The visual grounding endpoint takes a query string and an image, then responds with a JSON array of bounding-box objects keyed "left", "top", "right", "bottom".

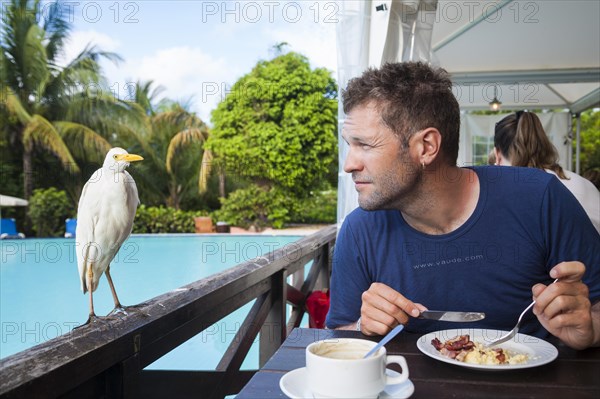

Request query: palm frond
[
  {"left": 2, "top": 1, "right": 39, "bottom": 64},
  {"left": 198, "top": 148, "right": 214, "bottom": 193},
  {"left": 46, "top": 45, "right": 122, "bottom": 102},
  {"left": 1, "top": 86, "right": 32, "bottom": 124},
  {"left": 64, "top": 91, "right": 149, "bottom": 132},
  {"left": 166, "top": 128, "right": 209, "bottom": 174},
  {"left": 119, "top": 125, "right": 163, "bottom": 167},
  {"left": 132, "top": 80, "right": 165, "bottom": 115},
  {"left": 153, "top": 108, "right": 208, "bottom": 130},
  {"left": 22, "top": 114, "right": 80, "bottom": 173},
  {"left": 65, "top": 44, "right": 123, "bottom": 71},
  {"left": 54, "top": 121, "right": 112, "bottom": 162},
  {"left": 42, "top": 1, "right": 71, "bottom": 62},
  {"left": 22, "top": 24, "right": 50, "bottom": 98}
]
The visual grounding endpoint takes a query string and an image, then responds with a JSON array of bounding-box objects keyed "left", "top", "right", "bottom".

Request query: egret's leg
[
  {"left": 79, "top": 266, "right": 99, "bottom": 327},
  {"left": 106, "top": 265, "right": 127, "bottom": 316}
]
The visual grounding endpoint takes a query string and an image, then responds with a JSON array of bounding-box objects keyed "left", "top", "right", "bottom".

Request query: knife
[{"left": 418, "top": 310, "right": 485, "bottom": 322}]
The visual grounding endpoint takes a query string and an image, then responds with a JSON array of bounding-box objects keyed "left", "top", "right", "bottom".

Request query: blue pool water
[{"left": 0, "top": 234, "right": 304, "bottom": 370}]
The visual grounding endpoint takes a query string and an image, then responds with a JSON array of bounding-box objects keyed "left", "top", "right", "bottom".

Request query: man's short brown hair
[{"left": 342, "top": 62, "right": 460, "bottom": 164}]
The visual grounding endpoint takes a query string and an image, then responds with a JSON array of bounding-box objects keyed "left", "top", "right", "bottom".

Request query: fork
[{"left": 486, "top": 278, "right": 558, "bottom": 348}]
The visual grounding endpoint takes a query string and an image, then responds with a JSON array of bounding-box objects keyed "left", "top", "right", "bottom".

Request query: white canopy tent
[
  {"left": 0, "top": 194, "right": 28, "bottom": 220},
  {"left": 0, "top": 195, "right": 28, "bottom": 207},
  {"left": 336, "top": 0, "right": 600, "bottom": 226}
]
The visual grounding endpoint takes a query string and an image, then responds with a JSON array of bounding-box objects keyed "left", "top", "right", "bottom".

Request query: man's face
[{"left": 342, "top": 102, "right": 422, "bottom": 210}]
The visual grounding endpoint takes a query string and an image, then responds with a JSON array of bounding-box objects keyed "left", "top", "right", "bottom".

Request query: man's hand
[
  {"left": 533, "top": 261, "right": 599, "bottom": 350},
  {"left": 359, "top": 282, "right": 427, "bottom": 336}
]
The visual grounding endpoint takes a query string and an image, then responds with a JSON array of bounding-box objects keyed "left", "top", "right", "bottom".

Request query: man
[{"left": 325, "top": 62, "right": 600, "bottom": 350}]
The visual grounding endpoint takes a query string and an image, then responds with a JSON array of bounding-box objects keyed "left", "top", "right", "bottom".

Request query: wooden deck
[{"left": 0, "top": 225, "right": 336, "bottom": 399}]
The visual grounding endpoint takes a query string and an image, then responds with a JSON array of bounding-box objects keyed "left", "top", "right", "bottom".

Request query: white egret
[{"left": 76, "top": 147, "right": 143, "bottom": 324}]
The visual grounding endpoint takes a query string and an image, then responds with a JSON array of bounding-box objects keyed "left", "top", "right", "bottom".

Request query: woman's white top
[{"left": 546, "top": 169, "right": 600, "bottom": 234}]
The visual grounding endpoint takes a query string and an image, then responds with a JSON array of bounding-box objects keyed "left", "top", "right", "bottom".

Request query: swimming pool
[{"left": 0, "top": 234, "right": 305, "bottom": 370}]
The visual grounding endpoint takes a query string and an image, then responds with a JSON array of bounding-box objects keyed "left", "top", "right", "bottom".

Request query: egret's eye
[{"left": 113, "top": 155, "right": 118, "bottom": 160}]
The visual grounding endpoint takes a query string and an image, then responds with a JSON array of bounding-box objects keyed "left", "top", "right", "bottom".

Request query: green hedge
[
  {"left": 213, "top": 186, "right": 292, "bottom": 230},
  {"left": 132, "top": 205, "right": 208, "bottom": 234},
  {"left": 28, "top": 188, "right": 73, "bottom": 237},
  {"left": 214, "top": 186, "right": 337, "bottom": 229},
  {"left": 291, "top": 190, "right": 336, "bottom": 224}
]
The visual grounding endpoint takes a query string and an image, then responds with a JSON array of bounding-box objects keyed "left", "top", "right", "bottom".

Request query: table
[{"left": 236, "top": 328, "right": 600, "bottom": 398}]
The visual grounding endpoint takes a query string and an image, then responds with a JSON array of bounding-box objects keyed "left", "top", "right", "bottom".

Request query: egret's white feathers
[{"left": 76, "top": 148, "right": 141, "bottom": 294}]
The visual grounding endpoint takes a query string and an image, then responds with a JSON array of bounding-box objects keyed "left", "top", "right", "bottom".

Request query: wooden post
[
  {"left": 120, "top": 352, "right": 142, "bottom": 399},
  {"left": 259, "top": 270, "right": 286, "bottom": 367},
  {"left": 315, "top": 247, "right": 328, "bottom": 291}
]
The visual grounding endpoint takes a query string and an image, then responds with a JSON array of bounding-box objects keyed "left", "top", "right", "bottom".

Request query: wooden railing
[{"left": 0, "top": 225, "right": 337, "bottom": 399}]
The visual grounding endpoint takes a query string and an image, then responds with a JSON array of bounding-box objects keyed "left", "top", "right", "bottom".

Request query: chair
[
  {"left": 65, "top": 218, "right": 77, "bottom": 238},
  {"left": 0, "top": 218, "right": 26, "bottom": 239}
]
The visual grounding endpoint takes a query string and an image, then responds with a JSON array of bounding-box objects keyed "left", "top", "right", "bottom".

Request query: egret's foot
[
  {"left": 75, "top": 314, "right": 105, "bottom": 329},
  {"left": 107, "top": 306, "right": 128, "bottom": 317}
]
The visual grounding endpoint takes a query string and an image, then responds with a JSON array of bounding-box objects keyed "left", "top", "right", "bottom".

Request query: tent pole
[
  {"left": 575, "top": 113, "right": 581, "bottom": 174},
  {"left": 566, "top": 112, "right": 572, "bottom": 170}
]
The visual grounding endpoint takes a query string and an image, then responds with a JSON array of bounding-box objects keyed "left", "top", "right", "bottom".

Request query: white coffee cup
[{"left": 306, "top": 338, "right": 409, "bottom": 399}]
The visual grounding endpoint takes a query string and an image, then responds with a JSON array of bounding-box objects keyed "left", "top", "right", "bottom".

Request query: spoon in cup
[{"left": 364, "top": 324, "right": 405, "bottom": 358}]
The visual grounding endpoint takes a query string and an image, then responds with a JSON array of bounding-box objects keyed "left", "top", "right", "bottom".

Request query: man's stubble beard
[{"left": 358, "top": 159, "right": 423, "bottom": 211}]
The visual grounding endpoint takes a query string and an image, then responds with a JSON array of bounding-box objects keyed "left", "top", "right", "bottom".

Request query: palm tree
[
  {"left": 0, "top": 0, "right": 138, "bottom": 200},
  {"left": 128, "top": 81, "right": 213, "bottom": 209}
]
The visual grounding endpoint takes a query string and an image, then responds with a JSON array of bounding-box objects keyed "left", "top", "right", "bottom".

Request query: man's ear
[{"left": 415, "top": 128, "right": 442, "bottom": 166}]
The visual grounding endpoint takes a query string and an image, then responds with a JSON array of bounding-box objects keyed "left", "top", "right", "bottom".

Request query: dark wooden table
[{"left": 235, "top": 328, "right": 600, "bottom": 398}]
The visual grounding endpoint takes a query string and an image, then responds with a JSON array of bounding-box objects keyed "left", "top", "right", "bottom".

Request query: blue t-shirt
[{"left": 326, "top": 166, "right": 600, "bottom": 338}]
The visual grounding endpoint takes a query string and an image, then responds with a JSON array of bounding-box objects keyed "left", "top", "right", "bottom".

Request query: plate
[
  {"left": 279, "top": 367, "right": 414, "bottom": 398},
  {"left": 416, "top": 328, "right": 558, "bottom": 370}
]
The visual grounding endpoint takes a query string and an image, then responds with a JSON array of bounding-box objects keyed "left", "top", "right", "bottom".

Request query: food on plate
[{"left": 431, "top": 334, "right": 528, "bottom": 365}]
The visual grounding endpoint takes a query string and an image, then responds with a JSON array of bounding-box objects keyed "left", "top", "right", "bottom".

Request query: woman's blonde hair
[{"left": 494, "top": 111, "right": 567, "bottom": 179}]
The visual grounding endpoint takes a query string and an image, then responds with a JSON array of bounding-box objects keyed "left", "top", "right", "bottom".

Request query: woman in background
[{"left": 494, "top": 111, "right": 599, "bottom": 233}]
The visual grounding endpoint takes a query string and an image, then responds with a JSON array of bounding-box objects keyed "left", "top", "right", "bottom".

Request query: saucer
[{"left": 279, "top": 367, "right": 414, "bottom": 399}]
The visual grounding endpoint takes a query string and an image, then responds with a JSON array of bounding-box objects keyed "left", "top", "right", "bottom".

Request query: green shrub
[
  {"left": 132, "top": 205, "right": 208, "bottom": 234},
  {"left": 291, "top": 190, "right": 337, "bottom": 224},
  {"left": 28, "top": 188, "right": 73, "bottom": 237},
  {"left": 213, "top": 186, "right": 293, "bottom": 230}
]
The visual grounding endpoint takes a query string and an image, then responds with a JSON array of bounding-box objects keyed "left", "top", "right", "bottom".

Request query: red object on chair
[{"left": 305, "top": 290, "right": 330, "bottom": 328}]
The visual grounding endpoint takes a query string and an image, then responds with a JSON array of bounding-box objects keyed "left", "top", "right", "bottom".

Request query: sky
[{"left": 55, "top": 0, "right": 338, "bottom": 123}]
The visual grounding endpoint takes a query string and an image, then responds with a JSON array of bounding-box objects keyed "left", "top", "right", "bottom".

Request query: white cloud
[
  {"left": 65, "top": 43, "right": 239, "bottom": 123},
  {"left": 131, "top": 46, "right": 240, "bottom": 122}
]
